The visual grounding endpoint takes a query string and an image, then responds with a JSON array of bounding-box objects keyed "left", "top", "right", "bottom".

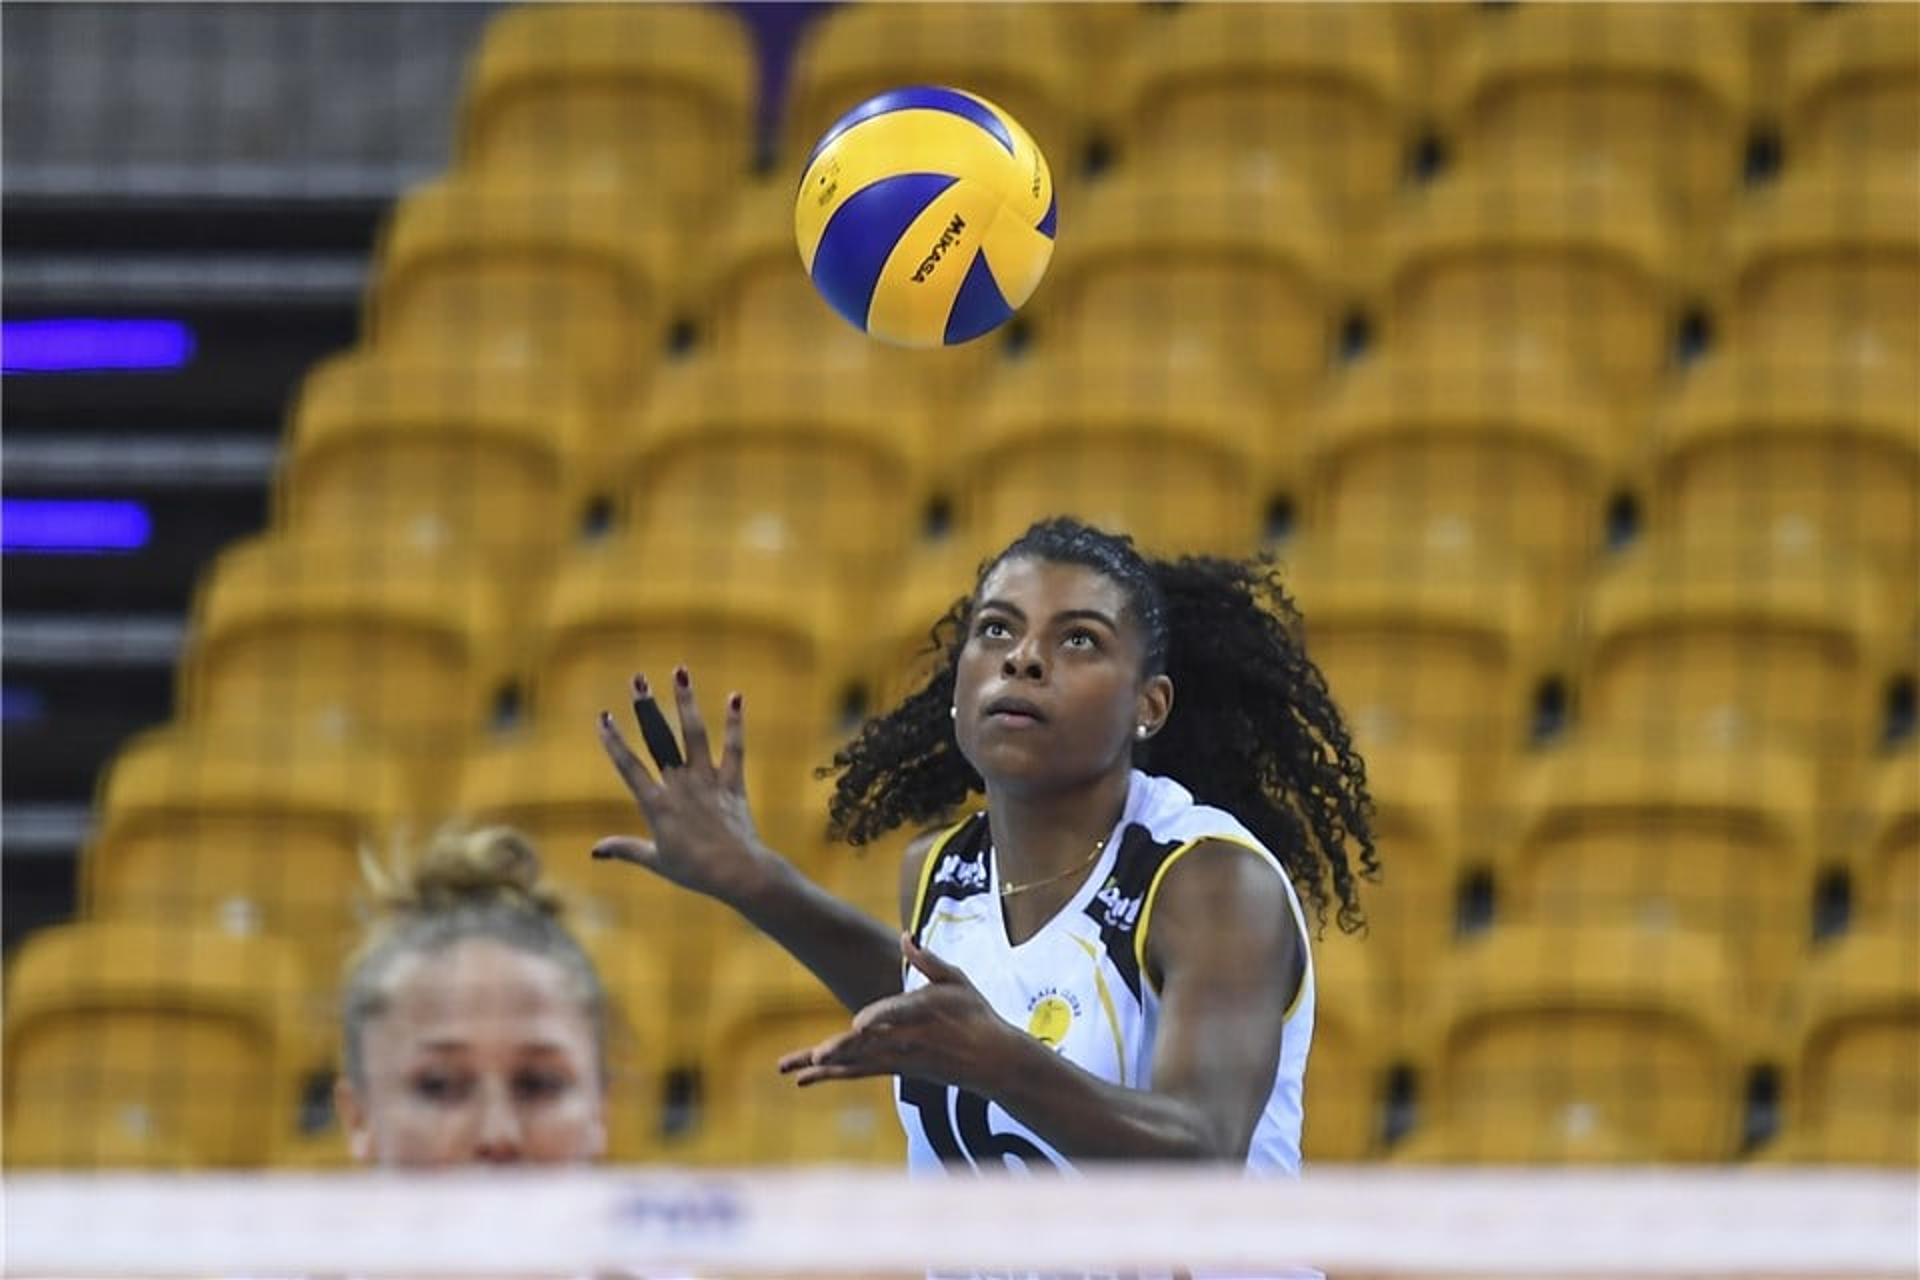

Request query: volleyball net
[{"left": 9, "top": 1167, "right": 1917, "bottom": 1278}]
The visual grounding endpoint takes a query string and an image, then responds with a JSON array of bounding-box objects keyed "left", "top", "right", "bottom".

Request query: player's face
[
  {"left": 337, "top": 939, "right": 606, "bottom": 1168},
  {"left": 953, "top": 555, "right": 1160, "bottom": 791}
]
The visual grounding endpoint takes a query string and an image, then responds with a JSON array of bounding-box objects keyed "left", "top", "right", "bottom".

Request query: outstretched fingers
[
  {"left": 590, "top": 835, "right": 660, "bottom": 869},
  {"left": 669, "top": 666, "right": 716, "bottom": 774},
  {"left": 719, "top": 691, "right": 746, "bottom": 792},
  {"left": 597, "top": 709, "right": 663, "bottom": 806},
  {"left": 630, "top": 674, "right": 685, "bottom": 772},
  {"left": 777, "top": 1025, "right": 896, "bottom": 1087}
]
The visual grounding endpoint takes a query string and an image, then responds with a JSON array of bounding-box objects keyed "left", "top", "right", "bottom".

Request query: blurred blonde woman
[{"left": 334, "top": 826, "right": 609, "bottom": 1167}]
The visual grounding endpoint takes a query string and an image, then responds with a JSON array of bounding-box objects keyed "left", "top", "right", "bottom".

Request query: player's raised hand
[{"left": 593, "top": 667, "right": 776, "bottom": 906}]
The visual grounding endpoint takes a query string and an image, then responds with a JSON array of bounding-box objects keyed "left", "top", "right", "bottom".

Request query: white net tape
[{"left": 6, "top": 1167, "right": 1916, "bottom": 1277}]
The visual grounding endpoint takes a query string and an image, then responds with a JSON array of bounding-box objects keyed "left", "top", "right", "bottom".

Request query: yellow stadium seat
[
  {"left": 1499, "top": 735, "right": 1821, "bottom": 1018},
  {"left": 1109, "top": 2, "right": 1415, "bottom": 227},
  {"left": 690, "top": 935, "right": 903, "bottom": 1166},
  {"left": 1342, "top": 739, "right": 1465, "bottom": 1016},
  {"left": 1653, "top": 336, "right": 1920, "bottom": 617},
  {"left": 1783, "top": 2, "right": 1920, "bottom": 166},
  {"left": 613, "top": 351, "right": 936, "bottom": 605},
  {"left": 277, "top": 350, "right": 600, "bottom": 602},
  {"left": 84, "top": 724, "right": 412, "bottom": 987},
  {"left": 1728, "top": 159, "right": 1920, "bottom": 360},
  {"left": 1034, "top": 153, "right": 1341, "bottom": 396},
  {"left": 1379, "top": 163, "right": 1684, "bottom": 408},
  {"left": 457, "top": 3, "right": 756, "bottom": 234},
  {"left": 271, "top": 1128, "right": 354, "bottom": 1170},
  {"left": 1582, "top": 539, "right": 1901, "bottom": 794},
  {"left": 575, "top": 923, "right": 680, "bottom": 1163},
  {"left": 1302, "top": 929, "right": 1390, "bottom": 1161},
  {"left": 695, "top": 175, "right": 853, "bottom": 351},
  {"left": 1391, "top": 1113, "right": 1661, "bottom": 1165},
  {"left": 1281, "top": 538, "right": 1547, "bottom": 809},
  {"left": 1859, "top": 746, "right": 1920, "bottom": 931},
  {"left": 954, "top": 340, "right": 1276, "bottom": 561},
  {"left": 819, "top": 840, "right": 911, "bottom": 933},
  {"left": 1302, "top": 333, "right": 1620, "bottom": 593},
  {"left": 5, "top": 922, "right": 314, "bottom": 1168},
  {"left": 781, "top": 3, "right": 1088, "bottom": 184},
  {"left": 1437, "top": 3, "right": 1752, "bottom": 233},
  {"left": 531, "top": 537, "right": 852, "bottom": 810},
  {"left": 179, "top": 534, "right": 510, "bottom": 807},
  {"left": 1410, "top": 923, "right": 1750, "bottom": 1162},
  {"left": 369, "top": 177, "right": 681, "bottom": 412},
  {"left": 1783, "top": 928, "right": 1920, "bottom": 1167}
]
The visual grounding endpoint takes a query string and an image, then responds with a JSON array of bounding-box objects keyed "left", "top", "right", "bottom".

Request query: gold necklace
[{"left": 998, "top": 839, "right": 1106, "bottom": 899}]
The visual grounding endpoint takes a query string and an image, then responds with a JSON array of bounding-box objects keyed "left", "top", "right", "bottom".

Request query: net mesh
[
  {"left": 8, "top": 1168, "right": 1917, "bottom": 1277},
  {"left": 2, "top": 0, "right": 1916, "bottom": 1263}
]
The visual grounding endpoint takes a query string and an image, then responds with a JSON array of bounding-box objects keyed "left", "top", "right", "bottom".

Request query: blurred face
[
  {"left": 953, "top": 556, "right": 1171, "bottom": 794},
  {"left": 336, "top": 938, "right": 606, "bottom": 1168}
]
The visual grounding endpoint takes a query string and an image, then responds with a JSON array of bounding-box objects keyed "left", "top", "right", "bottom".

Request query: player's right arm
[{"left": 592, "top": 667, "right": 907, "bottom": 1014}]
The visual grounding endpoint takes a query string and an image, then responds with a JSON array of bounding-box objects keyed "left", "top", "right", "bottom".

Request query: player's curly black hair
[{"left": 825, "top": 516, "right": 1377, "bottom": 935}]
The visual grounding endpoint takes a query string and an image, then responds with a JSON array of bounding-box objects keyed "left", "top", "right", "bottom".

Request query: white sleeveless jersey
[{"left": 895, "top": 768, "right": 1315, "bottom": 1178}]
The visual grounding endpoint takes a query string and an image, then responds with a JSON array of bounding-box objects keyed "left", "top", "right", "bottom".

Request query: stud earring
[
  {"left": 950, "top": 706, "right": 958, "bottom": 720},
  {"left": 1136, "top": 724, "right": 1149, "bottom": 739}
]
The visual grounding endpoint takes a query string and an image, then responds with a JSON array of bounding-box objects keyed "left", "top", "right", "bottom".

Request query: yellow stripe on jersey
[
  {"left": 1069, "top": 934, "right": 1130, "bottom": 1088},
  {"left": 1132, "top": 836, "right": 1309, "bottom": 1018},
  {"left": 906, "top": 817, "right": 974, "bottom": 942}
]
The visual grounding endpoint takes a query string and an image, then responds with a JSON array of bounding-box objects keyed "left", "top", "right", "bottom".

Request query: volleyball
[{"left": 795, "top": 86, "right": 1057, "bottom": 348}]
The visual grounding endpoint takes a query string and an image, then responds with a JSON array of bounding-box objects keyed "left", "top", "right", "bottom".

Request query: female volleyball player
[
  {"left": 333, "top": 826, "right": 610, "bottom": 1167},
  {"left": 594, "top": 517, "right": 1376, "bottom": 1172}
]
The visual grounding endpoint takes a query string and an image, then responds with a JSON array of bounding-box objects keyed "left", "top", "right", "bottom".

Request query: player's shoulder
[{"left": 898, "top": 814, "right": 982, "bottom": 931}]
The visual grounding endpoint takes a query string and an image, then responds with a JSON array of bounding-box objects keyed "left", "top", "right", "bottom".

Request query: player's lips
[{"left": 982, "top": 694, "right": 1048, "bottom": 725}]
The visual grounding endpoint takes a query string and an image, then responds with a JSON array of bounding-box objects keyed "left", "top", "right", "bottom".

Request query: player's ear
[
  {"left": 335, "top": 1075, "right": 374, "bottom": 1163},
  {"left": 1136, "top": 673, "right": 1173, "bottom": 740}
]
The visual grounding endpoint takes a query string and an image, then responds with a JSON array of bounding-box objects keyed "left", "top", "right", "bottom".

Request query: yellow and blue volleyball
[{"left": 795, "top": 86, "right": 1056, "bottom": 348}]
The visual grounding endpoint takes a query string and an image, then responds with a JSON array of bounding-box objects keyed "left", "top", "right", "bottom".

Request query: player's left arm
[
  {"left": 1133, "top": 839, "right": 1302, "bottom": 1158},
  {"left": 779, "top": 838, "right": 1301, "bottom": 1161}
]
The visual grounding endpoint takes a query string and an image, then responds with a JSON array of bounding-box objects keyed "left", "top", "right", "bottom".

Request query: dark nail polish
[
  {"left": 598, "top": 710, "right": 612, "bottom": 726},
  {"left": 675, "top": 666, "right": 690, "bottom": 689},
  {"left": 729, "top": 692, "right": 743, "bottom": 712},
  {"left": 633, "top": 674, "right": 649, "bottom": 698},
  {"left": 590, "top": 845, "right": 608, "bottom": 860}
]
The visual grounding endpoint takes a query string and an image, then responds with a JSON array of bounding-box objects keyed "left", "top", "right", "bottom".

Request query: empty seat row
[
  {"left": 1314, "top": 923, "right": 1919, "bottom": 1165},
  {"left": 171, "top": 522, "right": 1915, "bottom": 824},
  {"left": 451, "top": 3, "right": 1917, "bottom": 236},
  {"left": 367, "top": 153, "right": 1919, "bottom": 421},
  {"left": 281, "top": 326, "right": 1920, "bottom": 633}
]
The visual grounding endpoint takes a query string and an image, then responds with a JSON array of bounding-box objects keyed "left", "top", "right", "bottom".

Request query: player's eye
[
  {"left": 513, "top": 1071, "right": 569, "bottom": 1103},
  {"left": 977, "top": 618, "right": 1013, "bottom": 640},
  {"left": 1063, "top": 629, "right": 1099, "bottom": 651},
  {"left": 413, "top": 1072, "right": 469, "bottom": 1104}
]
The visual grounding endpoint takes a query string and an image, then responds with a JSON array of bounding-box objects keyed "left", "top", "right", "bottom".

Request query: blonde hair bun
[{"left": 365, "top": 825, "right": 566, "bottom": 920}]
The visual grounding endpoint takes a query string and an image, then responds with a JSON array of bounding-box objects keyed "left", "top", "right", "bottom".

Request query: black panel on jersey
[
  {"left": 909, "top": 815, "right": 991, "bottom": 944},
  {"left": 1079, "top": 822, "right": 1186, "bottom": 1002}
]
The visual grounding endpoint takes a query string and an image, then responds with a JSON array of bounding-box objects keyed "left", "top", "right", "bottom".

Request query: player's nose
[
  {"left": 471, "top": 1081, "right": 524, "bottom": 1164},
  {"left": 1002, "top": 635, "right": 1046, "bottom": 680}
]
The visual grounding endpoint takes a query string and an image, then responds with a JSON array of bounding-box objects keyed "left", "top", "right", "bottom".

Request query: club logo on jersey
[
  {"left": 1093, "top": 878, "right": 1143, "bottom": 931},
  {"left": 1025, "top": 987, "right": 1081, "bottom": 1048},
  {"left": 934, "top": 852, "right": 988, "bottom": 891}
]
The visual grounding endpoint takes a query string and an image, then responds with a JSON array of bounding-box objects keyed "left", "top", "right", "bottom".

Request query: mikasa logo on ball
[{"left": 910, "top": 213, "right": 967, "bottom": 283}]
